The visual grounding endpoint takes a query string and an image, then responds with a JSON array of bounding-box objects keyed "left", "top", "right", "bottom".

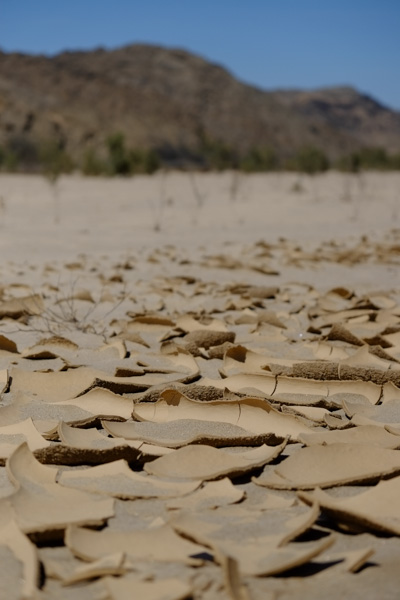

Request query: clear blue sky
[{"left": 1, "top": 1, "right": 400, "bottom": 110}]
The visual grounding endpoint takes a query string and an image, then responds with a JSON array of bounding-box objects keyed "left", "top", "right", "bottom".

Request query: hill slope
[{"left": 0, "top": 44, "right": 399, "bottom": 167}]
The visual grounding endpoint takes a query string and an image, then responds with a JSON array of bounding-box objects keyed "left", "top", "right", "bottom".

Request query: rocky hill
[{"left": 0, "top": 43, "right": 399, "bottom": 168}]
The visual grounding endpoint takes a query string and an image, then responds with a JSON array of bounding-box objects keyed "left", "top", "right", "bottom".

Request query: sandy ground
[
  {"left": 0, "top": 171, "right": 400, "bottom": 599},
  {"left": 0, "top": 170, "right": 399, "bottom": 257},
  {"left": 1, "top": 171, "right": 399, "bottom": 291}
]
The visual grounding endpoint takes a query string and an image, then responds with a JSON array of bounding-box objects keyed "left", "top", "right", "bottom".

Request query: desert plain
[{"left": 1, "top": 170, "right": 400, "bottom": 599}]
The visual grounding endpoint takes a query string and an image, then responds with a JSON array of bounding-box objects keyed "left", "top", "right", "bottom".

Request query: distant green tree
[
  {"left": 358, "top": 147, "right": 390, "bottom": 170},
  {"left": 82, "top": 147, "right": 107, "bottom": 175},
  {"left": 240, "top": 147, "right": 278, "bottom": 172},
  {"left": 39, "top": 140, "right": 74, "bottom": 181},
  {"left": 3, "top": 151, "right": 18, "bottom": 172},
  {"left": 336, "top": 147, "right": 394, "bottom": 172},
  {"left": 106, "top": 132, "right": 131, "bottom": 175},
  {"left": 290, "top": 146, "right": 330, "bottom": 174},
  {"left": 390, "top": 152, "right": 400, "bottom": 170},
  {"left": 128, "top": 150, "right": 143, "bottom": 174},
  {"left": 335, "top": 152, "right": 361, "bottom": 173},
  {"left": 129, "top": 149, "right": 160, "bottom": 174},
  {"left": 3, "top": 136, "right": 40, "bottom": 172},
  {"left": 208, "top": 142, "right": 236, "bottom": 170},
  {"left": 198, "top": 132, "right": 237, "bottom": 171},
  {"left": 142, "top": 149, "right": 160, "bottom": 174}
]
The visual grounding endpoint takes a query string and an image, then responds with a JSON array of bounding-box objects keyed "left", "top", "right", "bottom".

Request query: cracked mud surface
[{"left": 1, "top": 171, "right": 400, "bottom": 599}]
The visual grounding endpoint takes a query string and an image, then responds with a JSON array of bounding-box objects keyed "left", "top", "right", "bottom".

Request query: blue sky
[{"left": 1, "top": 1, "right": 400, "bottom": 110}]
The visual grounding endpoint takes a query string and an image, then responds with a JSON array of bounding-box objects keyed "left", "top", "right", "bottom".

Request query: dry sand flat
[{"left": 0, "top": 171, "right": 400, "bottom": 599}]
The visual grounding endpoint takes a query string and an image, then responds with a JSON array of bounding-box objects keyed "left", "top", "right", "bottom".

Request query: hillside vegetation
[{"left": 0, "top": 44, "right": 399, "bottom": 175}]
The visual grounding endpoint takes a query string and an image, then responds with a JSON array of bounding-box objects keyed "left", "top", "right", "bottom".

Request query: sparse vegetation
[
  {"left": 81, "top": 147, "right": 107, "bottom": 176},
  {"left": 199, "top": 135, "right": 238, "bottom": 171},
  {"left": 0, "top": 131, "right": 399, "bottom": 177},
  {"left": 40, "top": 140, "right": 74, "bottom": 181},
  {"left": 240, "top": 147, "right": 278, "bottom": 172},
  {"left": 20, "top": 279, "right": 129, "bottom": 341},
  {"left": 391, "top": 153, "right": 400, "bottom": 170},
  {"left": 4, "top": 136, "right": 40, "bottom": 171},
  {"left": 358, "top": 147, "right": 391, "bottom": 170},
  {"left": 106, "top": 132, "right": 132, "bottom": 175},
  {"left": 0, "top": 137, "right": 74, "bottom": 175},
  {"left": 336, "top": 147, "right": 400, "bottom": 172},
  {"left": 286, "top": 146, "right": 330, "bottom": 174},
  {"left": 128, "top": 148, "right": 160, "bottom": 174},
  {"left": 336, "top": 152, "right": 361, "bottom": 173},
  {"left": 106, "top": 132, "right": 161, "bottom": 175}
]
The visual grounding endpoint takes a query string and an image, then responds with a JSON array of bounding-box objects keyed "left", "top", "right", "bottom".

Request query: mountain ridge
[{"left": 0, "top": 43, "right": 399, "bottom": 168}]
